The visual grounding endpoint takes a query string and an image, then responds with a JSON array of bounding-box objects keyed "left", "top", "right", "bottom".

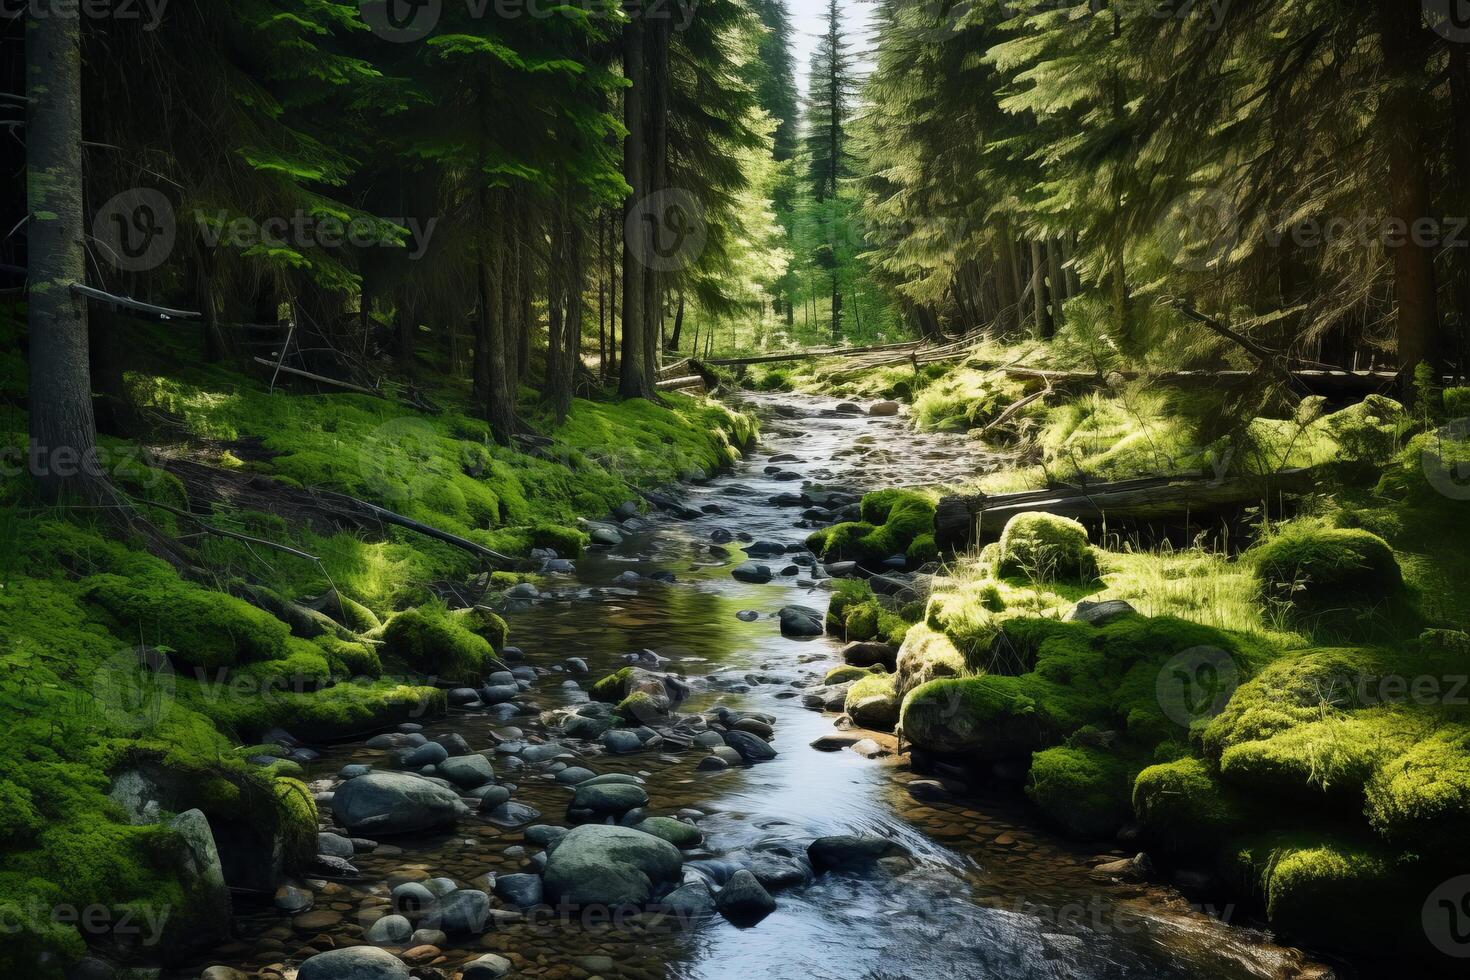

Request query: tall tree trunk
[
  {"left": 669, "top": 289, "right": 685, "bottom": 352},
  {"left": 1047, "top": 239, "right": 1066, "bottom": 330},
  {"left": 396, "top": 285, "right": 416, "bottom": 369},
  {"left": 1030, "top": 241, "right": 1052, "bottom": 338},
  {"left": 560, "top": 218, "right": 584, "bottom": 421},
  {"left": 1377, "top": 0, "right": 1440, "bottom": 399},
  {"left": 619, "top": 13, "right": 654, "bottom": 399},
  {"left": 473, "top": 191, "right": 493, "bottom": 401},
  {"left": 830, "top": 271, "right": 842, "bottom": 342},
  {"left": 480, "top": 195, "right": 515, "bottom": 443},
  {"left": 27, "top": 7, "right": 100, "bottom": 500},
  {"left": 597, "top": 209, "right": 607, "bottom": 378},
  {"left": 643, "top": 16, "right": 669, "bottom": 385},
  {"left": 196, "top": 249, "right": 226, "bottom": 363}
]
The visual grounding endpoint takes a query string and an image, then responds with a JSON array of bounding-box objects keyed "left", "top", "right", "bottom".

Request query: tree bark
[
  {"left": 643, "top": 15, "right": 669, "bottom": 385},
  {"left": 27, "top": 7, "right": 100, "bottom": 500},
  {"left": 1030, "top": 241, "right": 1052, "bottom": 338},
  {"left": 619, "top": 12, "right": 654, "bottom": 399},
  {"left": 1376, "top": 0, "right": 1440, "bottom": 400}
]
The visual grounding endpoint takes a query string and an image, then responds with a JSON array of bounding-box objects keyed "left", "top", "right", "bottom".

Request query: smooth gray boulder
[
  {"left": 633, "top": 817, "right": 702, "bottom": 848},
  {"left": 660, "top": 881, "right": 717, "bottom": 919},
  {"left": 569, "top": 782, "right": 648, "bottom": 819},
  {"left": 365, "top": 913, "right": 411, "bottom": 943},
  {"left": 777, "top": 605, "right": 824, "bottom": 637},
  {"left": 807, "top": 835, "right": 908, "bottom": 872},
  {"left": 297, "top": 947, "right": 410, "bottom": 980},
  {"left": 731, "top": 561, "right": 773, "bottom": 584},
  {"left": 331, "top": 772, "right": 465, "bottom": 835},
  {"left": 437, "top": 888, "right": 492, "bottom": 933},
  {"left": 437, "top": 754, "right": 495, "bottom": 788},
  {"left": 542, "top": 824, "right": 683, "bottom": 908},
  {"left": 1067, "top": 599, "right": 1138, "bottom": 626}
]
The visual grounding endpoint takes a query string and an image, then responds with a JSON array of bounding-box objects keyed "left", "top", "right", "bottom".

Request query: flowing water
[{"left": 184, "top": 392, "right": 1337, "bottom": 980}]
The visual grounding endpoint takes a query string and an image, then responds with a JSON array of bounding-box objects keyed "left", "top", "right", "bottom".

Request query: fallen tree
[{"left": 934, "top": 469, "right": 1319, "bottom": 551}]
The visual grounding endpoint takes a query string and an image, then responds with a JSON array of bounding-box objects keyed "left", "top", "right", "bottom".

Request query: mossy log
[
  {"left": 1001, "top": 366, "right": 1400, "bottom": 395},
  {"left": 935, "top": 469, "right": 1318, "bottom": 550}
]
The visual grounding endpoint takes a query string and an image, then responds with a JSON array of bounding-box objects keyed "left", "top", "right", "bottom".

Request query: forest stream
[{"left": 178, "top": 394, "right": 1335, "bottom": 980}]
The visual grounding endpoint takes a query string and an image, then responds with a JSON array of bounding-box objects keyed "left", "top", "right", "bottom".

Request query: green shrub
[
  {"left": 381, "top": 605, "right": 495, "bottom": 684},
  {"left": 997, "top": 512, "right": 1096, "bottom": 581}
]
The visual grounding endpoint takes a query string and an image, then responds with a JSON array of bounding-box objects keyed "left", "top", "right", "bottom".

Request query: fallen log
[
  {"left": 655, "top": 374, "right": 707, "bottom": 392},
  {"left": 935, "top": 469, "right": 1318, "bottom": 551},
  {"left": 1000, "top": 366, "right": 1399, "bottom": 396}
]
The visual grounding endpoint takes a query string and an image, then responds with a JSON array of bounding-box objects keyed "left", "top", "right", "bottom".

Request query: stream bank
[{"left": 174, "top": 391, "right": 1340, "bottom": 980}]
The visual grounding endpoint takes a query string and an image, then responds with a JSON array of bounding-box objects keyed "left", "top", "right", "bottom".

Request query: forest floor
[{"left": 746, "top": 337, "right": 1470, "bottom": 970}]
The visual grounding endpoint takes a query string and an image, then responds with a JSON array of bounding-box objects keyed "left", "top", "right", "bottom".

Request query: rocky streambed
[{"left": 177, "top": 392, "right": 1335, "bottom": 980}]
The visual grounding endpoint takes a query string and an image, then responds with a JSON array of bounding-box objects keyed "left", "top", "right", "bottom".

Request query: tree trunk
[
  {"left": 1047, "top": 239, "right": 1066, "bottom": 330},
  {"left": 480, "top": 197, "right": 515, "bottom": 443},
  {"left": 559, "top": 217, "right": 584, "bottom": 421},
  {"left": 1030, "top": 241, "right": 1052, "bottom": 338},
  {"left": 27, "top": 7, "right": 100, "bottom": 500},
  {"left": 830, "top": 271, "right": 843, "bottom": 343},
  {"left": 1376, "top": 0, "right": 1440, "bottom": 399},
  {"left": 597, "top": 209, "right": 607, "bottom": 378},
  {"left": 619, "top": 15, "right": 653, "bottom": 399},
  {"left": 643, "top": 15, "right": 669, "bottom": 386},
  {"left": 669, "top": 289, "right": 685, "bottom": 351},
  {"left": 396, "top": 285, "right": 416, "bottom": 368}
]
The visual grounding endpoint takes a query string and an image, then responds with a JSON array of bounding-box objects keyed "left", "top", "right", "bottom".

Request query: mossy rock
[
  {"left": 1227, "top": 834, "right": 1415, "bottom": 955},
  {"left": 1027, "top": 744, "right": 1138, "bottom": 839},
  {"left": 325, "top": 590, "right": 382, "bottom": 633},
  {"left": 273, "top": 776, "right": 319, "bottom": 870},
  {"left": 450, "top": 605, "right": 510, "bottom": 650},
  {"left": 590, "top": 667, "right": 634, "bottom": 703},
  {"left": 615, "top": 691, "right": 666, "bottom": 724},
  {"left": 382, "top": 606, "right": 495, "bottom": 684},
  {"left": 893, "top": 622, "right": 965, "bottom": 698},
  {"left": 1249, "top": 522, "right": 1401, "bottom": 603},
  {"left": 997, "top": 512, "right": 1096, "bottom": 581},
  {"left": 1132, "top": 757, "right": 1254, "bottom": 855},
  {"left": 315, "top": 635, "right": 383, "bottom": 678},
  {"left": 532, "top": 523, "right": 588, "bottom": 558},
  {"left": 1364, "top": 725, "right": 1470, "bottom": 856},
  {"left": 824, "top": 664, "right": 881, "bottom": 685},
  {"left": 82, "top": 567, "right": 290, "bottom": 671},
  {"left": 806, "top": 489, "right": 936, "bottom": 564},
  {"left": 899, "top": 671, "right": 1095, "bottom": 759},
  {"left": 845, "top": 672, "right": 899, "bottom": 730}
]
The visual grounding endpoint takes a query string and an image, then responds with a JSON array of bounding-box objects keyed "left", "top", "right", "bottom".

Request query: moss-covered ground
[
  {"left": 783, "top": 341, "right": 1470, "bottom": 966},
  {"left": 0, "top": 306, "right": 755, "bottom": 975}
]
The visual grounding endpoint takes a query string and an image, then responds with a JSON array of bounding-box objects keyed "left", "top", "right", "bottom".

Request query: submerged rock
[
  {"left": 777, "top": 605, "right": 824, "bottom": 637},
  {"left": 722, "top": 729, "right": 777, "bottom": 764},
  {"left": 731, "top": 561, "right": 773, "bottom": 583},
  {"left": 332, "top": 772, "right": 466, "bottom": 835},
  {"left": 808, "top": 835, "right": 908, "bottom": 872}
]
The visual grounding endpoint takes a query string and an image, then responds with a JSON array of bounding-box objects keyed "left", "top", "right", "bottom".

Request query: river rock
[
  {"left": 484, "top": 801, "right": 541, "bottom": 828},
  {"left": 722, "top": 729, "right": 777, "bottom": 764},
  {"left": 777, "top": 605, "right": 824, "bottom": 637},
  {"left": 331, "top": 772, "right": 466, "bottom": 835},
  {"left": 633, "top": 816, "right": 702, "bottom": 848},
  {"left": 297, "top": 946, "right": 410, "bottom": 980},
  {"left": 438, "top": 888, "right": 492, "bottom": 933},
  {"left": 317, "top": 832, "right": 354, "bottom": 858},
  {"left": 494, "top": 872, "right": 544, "bottom": 908},
  {"left": 810, "top": 733, "right": 863, "bottom": 751},
  {"left": 841, "top": 640, "right": 898, "bottom": 669},
  {"left": 437, "top": 754, "right": 494, "bottom": 788},
  {"left": 660, "top": 880, "right": 717, "bottom": 918},
  {"left": 365, "top": 913, "right": 412, "bottom": 943},
  {"left": 731, "top": 561, "right": 773, "bottom": 583},
  {"left": 472, "top": 785, "right": 512, "bottom": 811},
  {"left": 563, "top": 714, "right": 611, "bottom": 739},
  {"left": 716, "top": 869, "right": 776, "bottom": 925},
  {"left": 542, "top": 824, "right": 684, "bottom": 908},
  {"left": 399, "top": 741, "right": 448, "bottom": 769},
  {"left": 164, "top": 809, "right": 231, "bottom": 948},
  {"left": 602, "top": 729, "right": 643, "bottom": 754},
  {"left": 869, "top": 400, "right": 901, "bottom": 416},
  {"left": 391, "top": 881, "right": 438, "bottom": 916},
  {"left": 848, "top": 690, "right": 899, "bottom": 730},
  {"left": 478, "top": 683, "right": 519, "bottom": 706},
  {"left": 570, "top": 782, "right": 649, "bottom": 819},
  {"left": 505, "top": 583, "right": 540, "bottom": 599},
  {"left": 1067, "top": 598, "right": 1138, "bottom": 626},
  {"left": 808, "top": 835, "right": 907, "bottom": 872},
  {"left": 463, "top": 953, "right": 513, "bottom": 979},
  {"left": 522, "top": 741, "right": 572, "bottom": 764}
]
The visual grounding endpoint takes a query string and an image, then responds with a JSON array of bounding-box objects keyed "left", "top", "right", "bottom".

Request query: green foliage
[
  {"left": 1132, "top": 757, "right": 1254, "bottom": 854},
  {"left": 825, "top": 579, "right": 915, "bottom": 646}
]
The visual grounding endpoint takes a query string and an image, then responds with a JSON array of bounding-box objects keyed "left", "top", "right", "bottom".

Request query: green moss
[
  {"left": 590, "top": 666, "right": 634, "bottom": 703},
  {"left": 198, "top": 678, "right": 445, "bottom": 742},
  {"left": 329, "top": 591, "right": 382, "bottom": 632},
  {"left": 1249, "top": 521, "right": 1401, "bottom": 603},
  {"left": 826, "top": 579, "right": 916, "bottom": 645},
  {"left": 314, "top": 635, "right": 383, "bottom": 678},
  {"left": 273, "top": 776, "right": 319, "bottom": 869},
  {"left": 824, "top": 664, "right": 880, "bottom": 685},
  {"left": 381, "top": 605, "right": 494, "bottom": 685},
  {"left": 1227, "top": 834, "right": 1411, "bottom": 954},
  {"left": 997, "top": 512, "right": 1096, "bottom": 581},
  {"left": 1132, "top": 757, "right": 1254, "bottom": 854},
  {"left": 1364, "top": 725, "right": 1470, "bottom": 855},
  {"left": 1027, "top": 744, "right": 1139, "bottom": 839},
  {"left": 531, "top": 523, "right": 587, "bottom": 557},
  {"left": 82, "top": 563, "right": 290, "bottom": 672},
  {"left": 615, "top": 691, "right": 663, "bottom": 723},
  {"left": 450, "top": 605, "right": 510, "bottom": 650},
  {"left": 845, "top": 671, "right": 896, "bottom": 704},
  {"left": 807, "top": 489, "right": 936, "bottom": 563},
  {"left": 893, "top": 622, "right": 966, "bottom": 696}
]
